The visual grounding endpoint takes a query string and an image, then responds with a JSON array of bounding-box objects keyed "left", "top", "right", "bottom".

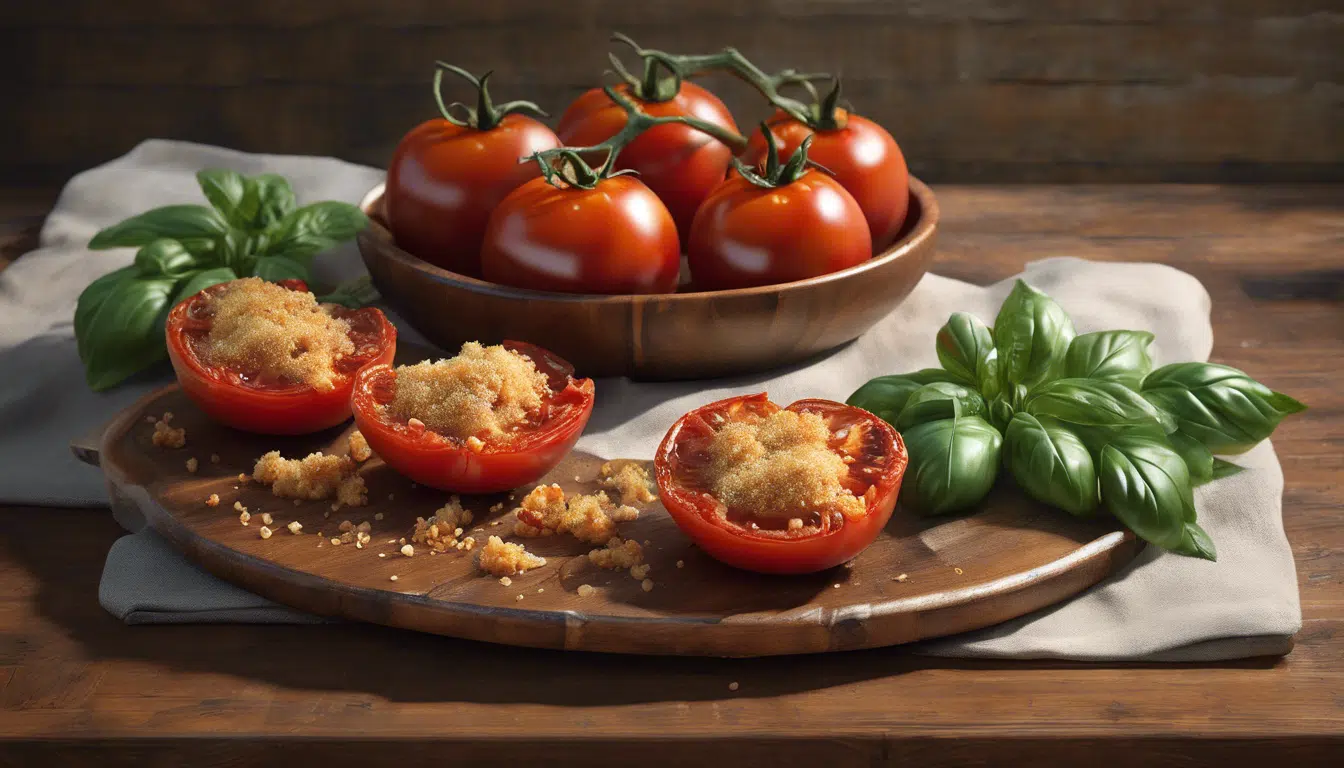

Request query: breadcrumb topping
[
  {"left": 253, "top": 450, "right": 362, "bottom": 504},
  {"left": 478, "top": 535, "right": 546, "bottom": 577},
  {"left": 588, "top": 537, "right": 644, "bottom": 570},
  {"left": 600, "top": 460, "right": 656, "bottom": 505},
  {"left": 705, "top": 409, "right": 863, "bottom": 519},
  {"left": 205, "top": 493, "right": 220, "bottom": 507},
  {"left": 513, "top": 485, "right": 639, "bottom": 544},
  {"left": 202, "top": 277, "right": 353, "bottom": 391},
  {"left": 408, "top": 498, "right": 475, "bottom": 554},
  {"left": 185, "top": 457, "right": 199, "bottom": 473},
  {"left": 151, "top": 416, "right": 186, "bottom": 449},
  {"left": 386, "top": 342, "right": 548, "bottom": 440},
  {"left": 347, "top": 430, "right": 373, "bottom": 462}
]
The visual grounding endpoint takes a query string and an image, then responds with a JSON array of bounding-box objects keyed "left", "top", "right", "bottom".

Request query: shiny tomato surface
[
  {"left": 386, "top": 115, "right": 560, "bottom": 276},
  {"left": 687, "top": 169, "right": 871, "bottom": 290},
  {"left": 480, "top": 175, "right": 680, "bottom": 295},
  {"left": 742, "top": 110, "right": 909, "bottom": 250},
  {"left": 351, "top": 341, "right": 595, "bottom": 493},
  {"left": 556, "top": 83, "right": 738, "bottom": 242},
  {"left": 655, "top": 393, "right": 907, "bottom": 574},
  {"left": 166, "top": 282, "right": 397, "bottom": 435}
]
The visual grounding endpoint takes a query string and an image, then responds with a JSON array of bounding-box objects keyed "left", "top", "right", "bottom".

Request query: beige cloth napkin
[{"left": 3, "top": 140, "right": 1300, "bottom": 660}]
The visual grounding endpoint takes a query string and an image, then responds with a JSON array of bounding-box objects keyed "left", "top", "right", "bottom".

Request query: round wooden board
[{"left": 89, "top": 386, "right": 1141, "bottom": 657}]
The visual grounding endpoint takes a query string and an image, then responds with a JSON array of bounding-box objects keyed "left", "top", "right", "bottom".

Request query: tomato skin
[
  {"left": 480, "top": 175, "right": 680, "bottom": 295},
  {"left": 687, "top": 170, "right": 871, "bottom": 290},
  {"left": 350, "top": 341, "right": 595, "bottom": 493},
  {"left": 655, "top": 393, "right": 907, "bottom": 575},
  {"left": 165, "top": 284, "right": 397, "bottom": 435},
  {"left": 386, "top": 115, "right": 560, "bottom": 277},
  {"left": 556, "top": 83, "right": 738, "bottom": 243},
  {"left": 742, "top": 110, "right": 909, "bottom": 250}
]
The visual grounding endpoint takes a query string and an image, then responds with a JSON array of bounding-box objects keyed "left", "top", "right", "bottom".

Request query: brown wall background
[{"left": 2, "top": 0, "right": 1341, "bottom": 185}]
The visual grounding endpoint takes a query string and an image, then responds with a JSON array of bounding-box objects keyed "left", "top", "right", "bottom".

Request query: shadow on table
[{"left": 3, "top": 508, "right": 1285, "bottom": 708}]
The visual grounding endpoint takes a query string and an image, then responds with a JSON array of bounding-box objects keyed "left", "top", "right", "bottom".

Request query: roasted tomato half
[
  {"left": 166, "top": 282, "right": 397, "bottom": 435},
  {"left": 351, "top": 341, "right": 595, "bottom": 493},
  {"left": 655, "top": 393, "right": 907, "bottom": 574}
]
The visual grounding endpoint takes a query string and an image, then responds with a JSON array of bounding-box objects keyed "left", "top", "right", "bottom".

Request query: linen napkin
[{"left": 1, "top": 140, "right": 1301, "bottom": 660}]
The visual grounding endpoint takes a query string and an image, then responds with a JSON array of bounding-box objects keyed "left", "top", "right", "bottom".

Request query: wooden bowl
[{"left": 357, "top": 177, "right": 938, "bottom": 379}]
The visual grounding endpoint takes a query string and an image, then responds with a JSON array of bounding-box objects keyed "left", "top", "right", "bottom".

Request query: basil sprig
[
  {"left": 848, "top": 280, "right": 1307, "bottom": 560},
  {"left": 74, "top": 169, "right": 370, "bottom": 391}
]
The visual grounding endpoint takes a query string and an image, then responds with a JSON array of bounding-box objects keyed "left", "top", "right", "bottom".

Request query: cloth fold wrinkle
[{"left": 0, "top": 140, "right": 1299, "bottom": 661}]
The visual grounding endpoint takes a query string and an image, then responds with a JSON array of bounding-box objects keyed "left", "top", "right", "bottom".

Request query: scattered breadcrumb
[
  {"left": 477, "top": 535, "right": 545, "bottom": 577},
  {"left": 287, "top": 521, "right": 303, "bottom": 534},
  {"left": 499, "top": 576, "right": 513, "bottom": 587},
  {"left": 728, "top": 682, "right": 739, "bottom": 691},
  {"left": 201, "top": 277, "right": 353, "bottom": 391},
  {"left": 185, "top": 457, "right": 199, "bottom": 473},
  {"left": 676, "top": 560, "right": 685, "bottom": 569},
  {"left": 894, "top": 573, "right": 908, "bottom": 582},
  {"left": 238, "top": 510, "right": 250, "bottom": 525},
  {"left": 390, "top": 575, "right": 399, "bottom": 582},
  {"left": 574, "top": 475, "right": 582, "bottom": 482},
  {"left": 588, "top": 537, "right": 644, "bottom": 570},
  {"left": 347, "top": 430, "right": 372, "bottom": 462},
  {"left": 336, "top": 475, "right": 368, "bottom": 507},
  {"left": 462, "top": 536, "right": 476, "bottom": 551},
  {"left": 233, "top": 501, "right": 247, "bottom": 513},
  {"left": 330, "top": 537, "right": 342, "bottom": 546},
  {"left": 387, "top": 493, "right": 395, "bottom": 501},
  {"left": 833, "top": 583, "right": 841, "bottom": 589},
  {"left": 537, "top": 588, "right": 544, "bottom": 594},
  {"left": 210, "top": 454, "right": 220, "bottom": 464},
  {"left": 259, "top": 525, "right": 272, "bottom": 539},
  {"left": 253, "top": 450, "right": 359, "bottom": 501},
  {"left": 292, "top": 499, "right": 301, "bottom": 506},
  {"left": 374, "top": 512, "right": 384, "bottom": 521},
  {"left": 206, "top": 493, "right": 220, "bottom": 507},
  {"left": 577, "top": 584, "right": 595, "bottom": 597},
  {"left": 387, "top": 342, "right": 549, "bottom": 439},
  {"left": 954, "top": 567, "right": 964, "bottom": 575},
  {"left": 641, "top": 578, "right": 653, "bottom": 592},
  {"left": 408, "top": 498, "right": 474, "bottom": 554},
  {"left": 401, "top": 544, "right": 415, "bottom": 557},
  {"left": 378, "top": 552, "right": 386, "bottom": 558},
  {"left": 151, "top": 416, "right": 186, "bottom": 449},
  {"left": 513, "top": 484, "right": 638, "bottom": 544},
  {"left": 600, "top": 460, "right": 656, "bottom": 506},
  {"left": 260, "top": 512, "right": 273, "bottom": 526},
  {"left": 145, "top": 415, "right": 156, "bottom": 424},
  {"left": 489, "top": 502, "right": 504, "bottom": 513},
  {"left": 237, "top": 473, "right": 248, "bottom": 483},
  {"left": 516, "top": 594, "right": 524, "bottom": 601},
  {"left": 630, "top": 563, "right": 651, "bottom": 581}
]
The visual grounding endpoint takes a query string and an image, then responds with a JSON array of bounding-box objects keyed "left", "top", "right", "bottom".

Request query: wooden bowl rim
[{"left": 358, "top": 175, "right": 939, "bottom": 304}]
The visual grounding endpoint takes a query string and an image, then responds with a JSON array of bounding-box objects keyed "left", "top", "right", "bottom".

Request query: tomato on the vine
[
  {"left": 688, "top": 132, "right": 871, "bottom": 290},
  {"left": 655, "top": 393, "right": 907, "bottom": 574},
  {"left": 743, "top": 105, "right": 909, "bottom": 251},
  {"left": 166, "top": 281, "right": 397, "bottom": 435},
  {"left": 386, "top": 65, "right": 559, "bottom": 277},
  {"left": 351, "top": 341, "right": 594, "bottom": 494},
  {"left": 480, "top": 174, "right": 680, "bottom": 295},
  {"left": 557, "top": 81, "right": 738, "bottom": 242}
]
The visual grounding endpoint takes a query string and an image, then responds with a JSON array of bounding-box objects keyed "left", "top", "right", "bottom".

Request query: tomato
[
  {"left": 386, "top": 114, "right": 560, "bottom": 277},
  {"left": 166, "top": 282, "right": 397, "bottom": 435},
  {"left": 351, "top": 341, "right": 595, "bottom": 493},
  {"left": 742, "top": 110, "right": 909, "bottom": 250},
  {"left": 556, "top": 83, "right": 738, "bottom": 243},
  {"left": 480, "top": 175, "right": 680, "bottom": 295},
  {"left": 655, "top": 393, "right": 907, "bottom": 574},
  {"left": 687, "top": 168, "right": 871, "bottom": 290}
]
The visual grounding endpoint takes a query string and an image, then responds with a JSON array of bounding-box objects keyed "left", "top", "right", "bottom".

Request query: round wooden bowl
[{"left": 357, "top": 177, "right": 938, "bottom": 379}]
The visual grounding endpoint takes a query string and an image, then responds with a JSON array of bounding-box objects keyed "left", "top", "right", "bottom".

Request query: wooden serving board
[{"left": 83, "top": 385, "right": 1141, "bottom": 657}]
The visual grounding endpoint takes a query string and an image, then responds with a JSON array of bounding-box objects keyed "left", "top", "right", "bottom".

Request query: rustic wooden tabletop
[{"left": 1, "top": 185, "right": 1340, "bottom": 766}]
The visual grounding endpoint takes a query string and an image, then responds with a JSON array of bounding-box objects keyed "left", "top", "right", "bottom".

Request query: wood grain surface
[
  {"left": 360, "top": 179, "right": 936, "bottom": 378},
  {"left": 87, "top": 382, "right": 1136, "bottom": 657},
  {"left": 1, "top": 185, "right": 1341, "bottom": 765},
  {"left": 3, "top": 1, "right": 1342, "bottom": 185}
]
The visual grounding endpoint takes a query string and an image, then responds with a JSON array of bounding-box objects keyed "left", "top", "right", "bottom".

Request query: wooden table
[{"left": 1, "top": 185, "right": 1340, "bottom": 766}]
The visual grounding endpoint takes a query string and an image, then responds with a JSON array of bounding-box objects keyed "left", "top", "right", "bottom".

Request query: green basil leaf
[
  {"left": 899, "top": 416, "right": 1003, "bottom": 516},
  {"left": 936, "top": 312, "right": 994, "bottom": 386},
  {"left": 196, "top": 169, "right": 252, "bottom": 228},
  {"left": 264, "top": 202, "right": 368, "bottom": 263},
  {"left": 1141, "top": 363, "right": 1307, "bottom": 454},
  {"left": 847, "top": 369, "right": 967, "bottom": 426},
  {"left": 1098, "top": 434, "right": 1197, "bottom": 551},
  {"left": 1210, "top": 458, "right": 1246, "bottom": 481},
  {"left": 1170, "top": 521, "right": 1217, "bottom": 561},
  {"left": 897, "top": 382, "right": 986, "bottom": 430},
  {"left": 252, "top": 256, "right": 310, "bottom": 283},
  {"left": 134, "top": 239, "right": 202, "bottom": 278},
  {"left": 1169, "top": 431, "right": 1214, "bottom": 485},
  {"left": 1064, "top": 330, "right": 1155, "bottom": 389},
  {"left": 80, "top": 277, "right": 177, "bottom": 391},
  {"left": 978, "top": 349, "right": 1001, "bottom": 401},
  {"left": 88, "top": 205, "right": 230, "bottom": 250},
  {"left": 993, "top": 280, "right": 1076, "bottom": 393},
  {"left": 171, "top": 267, "right": 238, "bottom": 306},
  {"left": 318, "top": 275, "right": 380, "bottom": 308},
  {"left": 1026, "top": 378, "right": 1174, "bottom": 431},
  {"left": 253, "top": 174, "right": 297, "bottom": 229},
  {"left": 216, "top": 229, "right": 257, "bottom": 276},
  {"left": 989, "top": 394, "right": 1015, "bottom": 433},
  {"left": 1004, "top": 413, "right": 1098, "bottom": 517},
  {"left": 74, "top": 266, "right": 140, "bottom": 362}
]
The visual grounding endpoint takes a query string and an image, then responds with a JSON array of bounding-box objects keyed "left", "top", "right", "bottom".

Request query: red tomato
[
  {"left": 655, "top": 393, "right": 907, "bottom": 574},
  {"left": 350, "top": 341, "right": 595, "bottom": 493},
  {"left": 556, "top": 83, "right": 738, "bottom": 243},
  {"left": 386, "top": 115, "right": 560, "bottom": 277},
  {"left": 742, "top": 110, "right": 909, "bottom": 250},
  {"left": 480, "top": 175, "right": 680, "bottom": 295},
  {"left": 687, "top": 169, "right": 871, "bottom": 290},
  {"left": 166, "top": 282, "right": 397, "bottom": 435}
]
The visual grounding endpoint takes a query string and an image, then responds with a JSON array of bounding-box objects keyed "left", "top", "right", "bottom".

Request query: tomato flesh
[
  {"left": 655, "top": 393, "right": 907, "bottom": 574},
  {"left": 166, "top": 282, "right": 397, "bottom": 435},
  {"left": 351, "top": 341, "right": 595, "bottom": 493}
]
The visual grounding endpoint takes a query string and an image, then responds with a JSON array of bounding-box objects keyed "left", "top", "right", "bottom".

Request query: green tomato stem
[{"left": 432, "top": 62, "right": 548, "bottom": 131}]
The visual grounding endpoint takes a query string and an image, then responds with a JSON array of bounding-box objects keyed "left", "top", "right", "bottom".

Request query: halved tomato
[
  {"left": 166, "top": 282, "right": 397, "bottom": 435},
  {"left": 654, "top": 393, "right": 907, "bottom": 574},
  {"left": 350, "top": 341, "right": 595, "bottom": 493}
]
